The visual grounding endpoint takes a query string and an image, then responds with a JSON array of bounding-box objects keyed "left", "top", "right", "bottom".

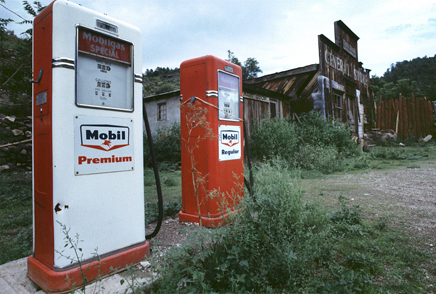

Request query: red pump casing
[{"left": 179, "top": 55, "right": 244, "bottom": 227}]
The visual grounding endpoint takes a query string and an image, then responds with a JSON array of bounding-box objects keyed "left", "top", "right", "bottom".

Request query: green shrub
[
  {"left": 250, "top": 117, "right": 298, "bottom": 162},
  {"left": 295, "top": 144, "right": 344, "bottom": 173},
  {"left": 144, "top": 122, "right": 181, "bottom": 168},
  {"left": 249, "top": 111, "right": 363, "bottom": 175},
  {"left": 330, "top": 196, "right": 362, "bottom": 226},
  {"left": 296, "top": 111, "right": 360, "bottom": 156}
]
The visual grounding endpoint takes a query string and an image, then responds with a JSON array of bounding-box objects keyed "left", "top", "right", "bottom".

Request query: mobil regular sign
[
  {"left": 218, "top": 125, "right": 241, "bottom": 161},
  {"left": 74, "top": 115, "right": 134, "bottom": 175}
]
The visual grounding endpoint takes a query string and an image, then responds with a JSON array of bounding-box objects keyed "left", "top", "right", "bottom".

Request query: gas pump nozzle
[{"left": 30, "top": 68, "right": 43, "bottom": 84}]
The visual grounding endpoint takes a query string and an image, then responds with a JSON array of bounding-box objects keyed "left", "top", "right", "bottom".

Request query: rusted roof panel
[
  {"left": 245, "top": 64, "right": 319, "bottom": 100},
  {"left": 300, "top": 71, "right": 320, "bottom": 100}
]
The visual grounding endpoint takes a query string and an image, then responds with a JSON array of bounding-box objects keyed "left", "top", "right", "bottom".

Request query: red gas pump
[{"left": 179, "top": 55, "right": 244, "bottom": 227}]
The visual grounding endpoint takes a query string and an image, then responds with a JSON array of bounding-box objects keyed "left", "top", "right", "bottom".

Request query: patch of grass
[
  {"left": 0, "top": 173, "right": 33, "bottom": 265},
  {"left": 144, "top": 168, "right": 182, "bottom": 224},
  {"left": 144, "top": 168, "right": 181, "bottom": 203},
  {"left": 367, "top": 141, "right": 436, "bottom": 171}
]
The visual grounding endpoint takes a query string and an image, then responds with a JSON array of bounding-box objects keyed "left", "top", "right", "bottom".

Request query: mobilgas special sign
[
  {"left": 218, "top": 125, "right": 241, "bottom": 161},
  {"left": 78, "top": 28, "right": 131, "bottom": 63},
  {"left": 76, "top": 27, "right": 133, "bottom": 111},
  {"left": 74, "top": 116, "right": 134, "bottom": 175}
]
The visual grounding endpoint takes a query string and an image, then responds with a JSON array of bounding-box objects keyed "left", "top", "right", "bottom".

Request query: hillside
[
  {"left": 142, "top": 67, "right": 180, "bottom": 97},
  {"left": 371, "top": 55, "right": 436, "bottom": 101},
  {"left": 0, "top": 30, "right": 32, "bottom": 116}
]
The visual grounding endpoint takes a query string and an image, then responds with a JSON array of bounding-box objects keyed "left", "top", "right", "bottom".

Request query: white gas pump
[{"left": 28, "top": 1, "right": 148, "bottom": 292}]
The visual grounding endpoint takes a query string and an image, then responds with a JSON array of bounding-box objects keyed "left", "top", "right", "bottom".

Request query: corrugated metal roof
[{"left": 244, "top": 64, "right": 319, "bottom": 101}]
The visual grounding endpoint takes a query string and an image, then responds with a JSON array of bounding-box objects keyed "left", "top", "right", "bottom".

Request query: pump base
[
  {"left": 178, "top": 210, "right": 234, "bottom": 228},
  {"left": 27, "top": 241, "right": 150, "bottom": 294}
]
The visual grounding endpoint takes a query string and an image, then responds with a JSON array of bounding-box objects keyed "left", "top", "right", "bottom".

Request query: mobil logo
[
  {"left": 220, "top": 129, "right": 239, "bottom": 147},
  {"left": 80, "top": 124, "right": 129, "bottom": 151}
]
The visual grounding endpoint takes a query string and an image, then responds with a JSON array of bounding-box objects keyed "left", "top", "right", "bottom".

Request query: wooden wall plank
[
  {"left": 398, "top": 94, "right": 403, "bottom": 140},
  {"left": 411, "top": 94, "right": 416, "bottom": 138},
  {"left": 407, "top": 97, "right": 413, "bottom": 138},
  {"left": 387, "top": 99, "right": 392, "bottom": 130},
  {"left": 401, "top": 99, "right": 409, "bottom": 139},
  {"left": 416, "top": 97, "right": 421, "bottom": 138},
  {"left": 428, "top": 100, "right": 436, "bottom": 137},
  {"left": 394, "top": 99, "right": 399, "bottom": 134}
]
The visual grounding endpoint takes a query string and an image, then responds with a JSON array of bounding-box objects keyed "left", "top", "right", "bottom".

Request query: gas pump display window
[
  {"left": 76, "top": 27, "right": 133, "bottom": 111},
  {"left": 218, "top": 71, "right": 240, "bottom": 121}
]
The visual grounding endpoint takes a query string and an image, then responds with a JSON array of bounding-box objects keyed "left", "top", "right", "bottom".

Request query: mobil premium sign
[{"left": 74, "top": 115, "right": 134, "bottom": 175}]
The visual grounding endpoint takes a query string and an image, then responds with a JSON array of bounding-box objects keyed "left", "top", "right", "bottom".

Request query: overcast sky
[{"left": 3, "top": 0, "right": 436, "bottom": 77}]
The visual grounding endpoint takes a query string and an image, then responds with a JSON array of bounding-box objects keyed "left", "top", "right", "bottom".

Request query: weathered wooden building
[
  {"left": 244, "top": 20, "right": 372, "bottom": 138},
  {"left": 143, "top": 20, "right": 372, "bottom": 138}
]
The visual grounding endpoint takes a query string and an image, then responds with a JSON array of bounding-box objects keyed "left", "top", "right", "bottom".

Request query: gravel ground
[{"left": 304, "top": 161, "right": 436, "bottom": 242}]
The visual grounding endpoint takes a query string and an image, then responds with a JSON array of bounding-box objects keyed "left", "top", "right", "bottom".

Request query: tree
[
  {"left": 243, "top": 57, "right": 262, "bottom": 79},
  {"left": 142, "top": 67, "right": 180, "bottom": 97},
  {"left": 0, "top": 1, "right": 46, "bottom": 115},
  {"left": 0, "top": 0, "right": 13, "bottom": 35},
  {"left": 20, "top": 1, "right": 45, "bottom": 37},
  {"left": 226, "top": 50, "right": 262, "bottom": 80}
]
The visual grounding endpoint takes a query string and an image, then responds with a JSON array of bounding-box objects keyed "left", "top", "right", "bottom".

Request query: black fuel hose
[{"left": 143, "top": 102, "right": 164, "bottom": 239}]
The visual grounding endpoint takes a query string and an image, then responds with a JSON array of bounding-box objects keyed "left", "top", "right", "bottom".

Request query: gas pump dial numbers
[{"left": 217, "top": 71, "right": 240, "bottom": 121}]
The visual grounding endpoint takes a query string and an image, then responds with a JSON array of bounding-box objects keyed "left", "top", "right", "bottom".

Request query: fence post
[
  {"left": 398, "top": 94, "right": 403, "bottom": 140},
  {"left": 396, "top": 110, "right": 399, "bottom": 135},
  {"left": 411, "top": 94, "right": 416, "bottom": 138},
  {"left": 421, "top": 99, "right": 427, "bottom": 138},
  {"left": 428, "top": 99, "right": 436, "bottom": 137},
  {"left": 402, "top": 95, "right": 408, "bottom": 140},
  {"left": 415, "top": 95, "right": 424, "bottom": 139},
  {"left": 376, "top": 100, "right": 380, "bottom": 129}
]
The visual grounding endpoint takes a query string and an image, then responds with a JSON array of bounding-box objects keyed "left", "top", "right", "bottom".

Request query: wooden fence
[{"left": 375, "top": 94, "right": 435, "bottom": 140}]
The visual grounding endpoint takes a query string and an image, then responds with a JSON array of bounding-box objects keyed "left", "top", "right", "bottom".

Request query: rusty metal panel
[
  {"left": 300, "top": 71, "right": 320, "bottom": 100},
  {"left": 246, "top": 65, "right": 318, "bottom": 101}
]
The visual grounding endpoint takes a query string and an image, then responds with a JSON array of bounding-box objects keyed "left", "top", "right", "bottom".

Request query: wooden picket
[{"left": 374, "top": 94, "right": 435, "bottom": 140}]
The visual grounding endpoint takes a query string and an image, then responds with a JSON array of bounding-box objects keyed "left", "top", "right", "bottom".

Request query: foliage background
[
  {"left": 370, "top": 55, "right": 436, "bottom": 101},
  {"left": 250, "top": 111, "right": 363, "bottom": 175}
]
